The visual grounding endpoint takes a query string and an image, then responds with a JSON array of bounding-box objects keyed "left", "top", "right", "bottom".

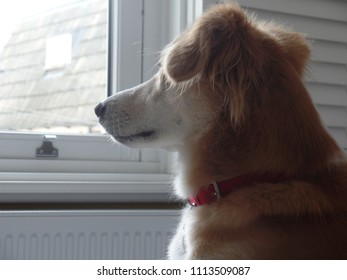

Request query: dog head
[{"left": 95, "top": 3, "right": 311, "bottom": 152}]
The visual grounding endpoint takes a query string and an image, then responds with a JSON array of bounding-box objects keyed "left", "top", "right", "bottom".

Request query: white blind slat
[
  {"left": 317, "top": 105, "right": 347, "bottom": 128},
  {"left": 307, "top": 62, "right": 347, "bottom": 86},
  {"left": 307, "top": 83, "right": 347, "bottom": 107},
  {"left": 311, "top": 40, "right": 347, "bottom": 64}
]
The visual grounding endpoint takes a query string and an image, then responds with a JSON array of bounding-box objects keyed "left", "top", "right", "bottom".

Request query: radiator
[{"left": 0, "top": 210, "right": 179, "bottom": 260}]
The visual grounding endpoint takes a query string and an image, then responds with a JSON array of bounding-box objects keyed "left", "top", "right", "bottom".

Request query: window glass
[{"left": 0, "top": 0, "right": 107, "bottom": 134}]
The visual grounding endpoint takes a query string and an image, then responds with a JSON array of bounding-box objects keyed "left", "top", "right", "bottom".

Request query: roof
[{"left": 0, "top": 0, "right": 107, "bottom": 133}]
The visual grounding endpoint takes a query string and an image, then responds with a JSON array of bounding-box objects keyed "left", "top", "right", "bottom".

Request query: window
[{"left": 0, "top": 0, "right": 192, "bottom": 203}]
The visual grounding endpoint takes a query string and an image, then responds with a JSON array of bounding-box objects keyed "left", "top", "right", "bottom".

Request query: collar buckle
[
  {"left": 189, "top": 200, "right": 197, "bottom": 207},
  {"left": 212, "top": 181, "right": 220, "bottom": 198}
]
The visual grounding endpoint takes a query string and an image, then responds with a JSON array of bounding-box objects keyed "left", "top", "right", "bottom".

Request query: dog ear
[
  {"left": 161, "top": 26, "right": 211, "bottom": 83},
  {"left": 280, "top": 32, "right": 310, "bottom": 76},
  {"left": 265, "top": 26, "right": 310, "bottom": 76},
  {"left": 161, "top": 4, "right": 250, "bottom": 84}
]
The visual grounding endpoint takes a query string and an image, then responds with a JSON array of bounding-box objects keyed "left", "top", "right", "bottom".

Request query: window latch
[{"left": 36, "top": 135, "right": 59, "bottom": 158}]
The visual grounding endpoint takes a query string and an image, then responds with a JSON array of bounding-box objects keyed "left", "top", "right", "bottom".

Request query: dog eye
[{"left": 157, "top": 62, "right": 162, "bottom": 68}]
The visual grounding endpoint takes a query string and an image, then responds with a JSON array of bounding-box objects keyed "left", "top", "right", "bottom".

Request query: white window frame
[
  {"left": 110, "top": 0, "right": 215, "bottom": 91},
  {"left": 0, "top": 0, "right": 209, "bottom": 203}
]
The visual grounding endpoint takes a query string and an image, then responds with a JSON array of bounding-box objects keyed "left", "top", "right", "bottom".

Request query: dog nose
[{"left": 94, "top": 102, "right": 106, "bottom": 117}]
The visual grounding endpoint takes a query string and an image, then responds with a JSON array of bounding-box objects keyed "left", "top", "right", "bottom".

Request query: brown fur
[{"left": 162, "top": 3, "right": 347, "bottom": 259}]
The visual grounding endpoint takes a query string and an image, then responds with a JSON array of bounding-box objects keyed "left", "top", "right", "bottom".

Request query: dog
[{"left": 95, "top": 3, "right": 347, "bottom": 259}]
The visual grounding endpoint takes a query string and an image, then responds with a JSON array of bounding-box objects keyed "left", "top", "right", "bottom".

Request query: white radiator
[{"left": 0, "top": 210, "right": 179, "bottom": 260}]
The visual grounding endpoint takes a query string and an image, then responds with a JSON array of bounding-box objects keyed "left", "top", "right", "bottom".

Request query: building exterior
[{"left": 0, "top": 0, "right": 107, "bottom": 133}]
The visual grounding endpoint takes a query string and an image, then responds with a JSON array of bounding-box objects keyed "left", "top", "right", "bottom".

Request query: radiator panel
[{"left": 0, "top": 210, "right": 179, "bottom": 260}]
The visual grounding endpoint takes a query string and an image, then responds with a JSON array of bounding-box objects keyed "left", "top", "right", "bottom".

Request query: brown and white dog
[{"left": 95, "top": 3, "right": 347, "bottom": 259}]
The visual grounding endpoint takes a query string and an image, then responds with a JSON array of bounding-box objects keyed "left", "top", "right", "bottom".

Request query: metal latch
[{"left": 36, "top": 135, "right": 59, "bottom": 158}]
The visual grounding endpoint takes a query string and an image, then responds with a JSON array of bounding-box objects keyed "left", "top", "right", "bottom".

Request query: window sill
[{"left": 0, "top": 173, "right": 174, "bottom": 203}]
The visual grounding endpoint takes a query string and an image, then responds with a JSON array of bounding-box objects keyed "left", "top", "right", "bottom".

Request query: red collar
[{"left": 188, "top": 173, "right": 288, "bottom": 207}]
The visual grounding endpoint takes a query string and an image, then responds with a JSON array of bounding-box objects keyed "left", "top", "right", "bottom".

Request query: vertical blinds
[{"left": 239, "top": 0, "right": 347, "bottom": 150}]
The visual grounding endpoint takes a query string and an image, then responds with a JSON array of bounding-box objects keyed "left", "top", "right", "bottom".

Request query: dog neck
[{"left": 188, "top": 172, "right": 288, "bottom": 207}]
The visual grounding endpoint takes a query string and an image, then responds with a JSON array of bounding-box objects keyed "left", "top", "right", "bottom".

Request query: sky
[{"left": 0, "top": 0, "right": 80, "bottom": 51}]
